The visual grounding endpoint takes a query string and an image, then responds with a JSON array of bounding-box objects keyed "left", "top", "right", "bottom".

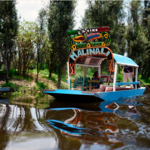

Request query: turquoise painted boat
[{"left": 44, "top": 27, "right": 146, "bottom": 101}]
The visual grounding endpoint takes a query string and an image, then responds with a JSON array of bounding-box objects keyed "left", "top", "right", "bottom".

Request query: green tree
[
  {"left": 16, "top": 21, "right": 36, "bottom": 76},
  {"left": 82, "top": 0, "right": 125, "bottom": 54},
  {"left": 0, "top": 1, "right": 18, "bottom": 83},
  {"left": 48, "top": 1, "right": 76, "bottom": 88},
  {"left": 36, "top": 9, "right": 47, "bottom": 81},
  {"left": 141, "top": 1, "right": 150, "bottom": 78},
  {"left": 126, "top": 0, "right": 149, "bottom": 79}
]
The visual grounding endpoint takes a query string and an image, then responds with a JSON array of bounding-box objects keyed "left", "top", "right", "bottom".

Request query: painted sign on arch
[{"left": 68, "top": 47, "right": 114, "bottom": 75}]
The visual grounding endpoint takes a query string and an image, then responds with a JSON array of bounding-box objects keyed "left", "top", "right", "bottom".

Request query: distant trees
[
  {"left": 35, "top": 9, "right": 47, "bottom": 81},
  {"left": 48, "top": 1, "right": 76, "bottom": 88},
  {"left": 82, "top": 0, "right": 150, "bottom": 80},
  {"left": 126, "top": 0, "right": 150, "bottom": 79},
  {"left": 16, "top": 21, "right": 36, "bottom": 77},
  {"left": 0, "top": 1, "right": 18, "bottom": 83},
  {"left": 82, "top": 1, "right": 126, "bottom": 54},
  {"left": 1, "top": 0, "right": 150, "bottom": 84},
  {"left": 141, "top": 0, "right": 150, "bottom": 78}
]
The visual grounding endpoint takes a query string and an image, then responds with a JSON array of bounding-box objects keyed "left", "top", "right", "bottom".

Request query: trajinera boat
[{"left": 44, "top": 26, "right": 145, "bottom": 101}]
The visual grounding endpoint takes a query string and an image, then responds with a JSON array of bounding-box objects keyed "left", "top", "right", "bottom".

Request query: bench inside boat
[{"left": 72, "top": 83, "right": 134, "bottom": 93}]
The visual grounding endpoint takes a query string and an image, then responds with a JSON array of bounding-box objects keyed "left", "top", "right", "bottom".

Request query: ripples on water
[{"left": 0, "top": 92, "right": 150, "bottom": 150}]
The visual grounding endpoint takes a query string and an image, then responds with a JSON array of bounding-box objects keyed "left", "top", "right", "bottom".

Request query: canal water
[{"left": 0, "top": 88, "right": 150, "bottom": 150}]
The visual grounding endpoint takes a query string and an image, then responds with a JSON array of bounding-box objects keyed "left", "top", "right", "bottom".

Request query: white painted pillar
[
  {"left": 84, "top": 67, "right": 88, "bottom": 79},
  {"left": 113, "top": 63, "right": 118, "bottom": 91},
  {"left": 135, "top": 67, "right": 138, "bottom": 89},
  {"left": 67, "top": 62, "right": 70, "bottom": 90},
  {"left": 98, "top": 66, "right": 101, "bottom": 76}
]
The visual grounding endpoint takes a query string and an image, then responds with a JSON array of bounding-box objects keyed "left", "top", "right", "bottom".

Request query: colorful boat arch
[{"left": 68, "top": 46, "right": 114, "bottom": 75}]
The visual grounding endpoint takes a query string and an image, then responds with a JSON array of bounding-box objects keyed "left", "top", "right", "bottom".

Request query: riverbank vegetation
[{"left": 0, "top": 0, "right": 150, "bottom": 90}]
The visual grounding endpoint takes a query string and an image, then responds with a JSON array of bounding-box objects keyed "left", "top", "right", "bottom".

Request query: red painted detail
[
  {"left": 74, "top": 37, "right": 84, "bottom": 40},
  {"left": 98, "top": 27, "right": 109, "bottom": 32},
  {"left": 101, "top": 75, "right": 109, "bottom": 82}
]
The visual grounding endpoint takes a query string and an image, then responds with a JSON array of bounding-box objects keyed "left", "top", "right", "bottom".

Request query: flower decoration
[
  {"left": 99, "top": 33, "right": 102, "bottom": 38},
  {"left": 87, "top": 43, "right": 91, "bottom": 48},
  {"left": 101, "top": 42, "right": 106, "bottom": 47},
  {"left": 72, "top": 44, "right": 76, "bottom": 50},
  {"left": 104, "top": 33, "right": 109, "bottom": 39},
  {"left": 106, "top": 42, "right": 110, "bottom": 46}
]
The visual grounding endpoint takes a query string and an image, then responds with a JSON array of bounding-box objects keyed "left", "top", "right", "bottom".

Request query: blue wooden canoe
[{"left": 43, "top": 87, "right": 145, "bottom": 102}]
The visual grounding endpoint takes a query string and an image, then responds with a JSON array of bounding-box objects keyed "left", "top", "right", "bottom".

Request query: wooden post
[
  {"left": 135, "top": 67, "right": 138, "bottom": 89},
  {"left": 113, "top": 63, "right": 118, "bottom": 91}
]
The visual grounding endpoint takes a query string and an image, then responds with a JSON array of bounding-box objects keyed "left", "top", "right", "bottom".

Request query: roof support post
[
  {"left": 67, "top": 62, "right": 70, "bottom": 90},
  {"left": 135, "top": 67, "right": 138, "bottom": 89},
  {"left": 113, "top": 63, "right": 118, "bottom": 91},
  {"left": 82, "top": 67, "right": 88, "bottom": 91},
  {"left": 98, "top": 66, "right": 101, "bottom": 76}
]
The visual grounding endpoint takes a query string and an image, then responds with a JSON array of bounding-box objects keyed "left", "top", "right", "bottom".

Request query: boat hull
[
  {"left": 44, "top": 89, "right": 103, "bottom": 102},
  {"left": 43, "top": 87, "right": 146, "bottom": 102}
]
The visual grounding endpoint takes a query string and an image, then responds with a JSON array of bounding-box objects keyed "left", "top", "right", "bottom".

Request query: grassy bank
[{"left": 1, "top": 68, "right": 150, "bottom": 92}]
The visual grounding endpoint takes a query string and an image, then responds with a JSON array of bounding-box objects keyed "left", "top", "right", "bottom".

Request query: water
[{"left": 0, "top": 89, "right": 150, "bottom": 150}]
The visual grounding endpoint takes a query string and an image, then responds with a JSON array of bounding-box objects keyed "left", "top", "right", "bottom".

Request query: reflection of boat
[
  {"left": 0, "top": 97, "right": 9, "bottom": 104},
  {"left": 46, "top": 97, "right": 142, "bottom": 149},
  {"left": 46, "top": 108, "right": 123, "bottom": 148},
  {"left": 44, "top": 26, "right": 145, "bottom": 101},
  {"left": 100, "top": 99, "right": 141, "bottom": 120},
  {"left": 46, "top": 101, "right": 102, "bottom": 111}
]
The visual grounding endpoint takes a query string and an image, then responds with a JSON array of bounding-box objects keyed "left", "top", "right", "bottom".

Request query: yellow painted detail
[
  {"left": 72, "top": 35, "right": 84, "bottom": 42},
  {"left": 72, "top": 44, "right": 76, "bottom": 50},
  {"left": 87, "top": 43, "right": 91, "bottom": 48}
]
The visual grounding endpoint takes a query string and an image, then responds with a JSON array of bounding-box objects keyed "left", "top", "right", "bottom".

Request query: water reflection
[
  {"left": 0, "top": 94, "right": 150, "bottom": 150},
  {"left": 0, "top": 99, "right": 55, "bottom": 150},
  {"left": 45, "top": 98, "right": 149, "bottom": 150},
  {"left": 46, "top": 110, "right": 122, "bottom": 147}
]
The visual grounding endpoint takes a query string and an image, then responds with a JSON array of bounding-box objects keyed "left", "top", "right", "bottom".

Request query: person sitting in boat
[
  {"left": 92, "top": 71, "right": 100, "bottom": 88},
  {"left": 122, "top": 65, "right": 134, "bottom": 88}
]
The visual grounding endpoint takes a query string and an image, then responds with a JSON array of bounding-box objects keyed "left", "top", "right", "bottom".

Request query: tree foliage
[
  {"left": 82, "top": 0, "right": 126, "bottom": 54},
  {"left": 35, "top": 9, "right": 47, "bottom": 81},
  {"left": 16, "top": 21, "right": 36, "bottom": 76},
  {"left": 126, "top": 0, "right": 150, "bottom": 79},
  {"left": 48, "top": 0, "right": 76, "bottom": 88},
  {"left": 0, "top": 0, "right": 18, "bottom": 82}
]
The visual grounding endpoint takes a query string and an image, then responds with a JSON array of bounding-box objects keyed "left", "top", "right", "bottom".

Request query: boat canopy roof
[
  {"left": 113, "top": 53, "right": 138, "bottom": 67},
  {"left": 76, "top": 56, "right": 106, "bottom": 67},
  {"left": 76, "top": 53, "right": 138, "bottom": 67}
]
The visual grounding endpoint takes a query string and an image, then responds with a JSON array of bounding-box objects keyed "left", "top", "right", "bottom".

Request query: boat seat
[
  {"left": 105, "top": 87, "right": 113, "bottom": 92},
  {"left": 116, "top": 87, "right": 134, "bottom": 91},
  {"left": 76, "top": 86, "right": 82, "bottom": 90},
  {"left": 92, "top": 89, "right": 100, "bottom": 92},
  {"left": 100, "top": 85, "right": 112, "bottom": 92},
  {"left": 105, "top": 87, "right": 134, "bottom": 92}
]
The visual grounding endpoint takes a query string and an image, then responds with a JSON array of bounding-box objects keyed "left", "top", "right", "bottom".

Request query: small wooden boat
[{"left": 44, "top": 27, "right": 145, "bottom": 101}]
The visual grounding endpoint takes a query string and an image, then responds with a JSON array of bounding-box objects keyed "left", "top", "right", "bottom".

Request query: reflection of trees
[
  {"left": 0, "top": 104, "right": 10, "bottom": 150},
  {"left": 0, "top": 103, "right": 52, "bottom": 150}
]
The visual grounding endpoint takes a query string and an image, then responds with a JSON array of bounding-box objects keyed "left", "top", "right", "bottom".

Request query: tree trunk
[
  {"left": 36, "top": 46, "right": 39, "bottom": 82},
  {"left": 142, "top": 69, "right": 146, "bottom": 79},
  {"left": 57, "top": 66, "right": 62, "bottom": 89},
  {"left": 23, "top": 51, "right": 26, "bottom": 77},
  {"left": 5, "top": 43, "right": 9, "bottom": 83},
  {"left": 64, "top": 64, "right": 66, "bottom": 77},
  {"left": 57, "top": 52, "right": 62, "bottom": 89}
]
